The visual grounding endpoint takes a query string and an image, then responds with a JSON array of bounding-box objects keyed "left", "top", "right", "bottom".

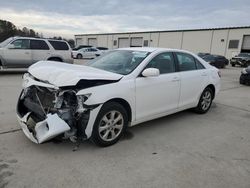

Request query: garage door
[
  {"left": 75, "top": 38, "right": 83, "bottom": 46},
  {"left": 118, "top": 38, "right": 130, "bottom": 48},
  {"left": 131, "top": 37, "right": 143, "bottom": 47},
  {"left": 242, "top": 35, "right": 250, "bottom": 50},
  {"left": 88, "top": 38, "right": 97, "bottom": 47}
]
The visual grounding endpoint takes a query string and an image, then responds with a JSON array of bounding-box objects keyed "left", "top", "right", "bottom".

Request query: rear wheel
[
  {"left": 194, "top": 87, "right": 213, "bottom": 114},
  {"left": 91, "top": 102, "right": 128, "bottom": 147},
  {"left": 231, "top": 64, "right": 235, "bottom": 67}
]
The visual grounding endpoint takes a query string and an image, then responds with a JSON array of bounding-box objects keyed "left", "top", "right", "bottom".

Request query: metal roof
[{"left": 75, "top": 26, "right": 250, "bottom": 37}]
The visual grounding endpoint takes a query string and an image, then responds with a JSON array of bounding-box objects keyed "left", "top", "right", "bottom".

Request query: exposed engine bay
[{"left": 16, "top": 73, "right": 115, "bottom": 144}]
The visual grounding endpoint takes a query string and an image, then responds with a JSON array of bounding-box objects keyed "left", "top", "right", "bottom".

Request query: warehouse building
[{"left": 75, "top": 26, "right": 250, "bottom": 58}]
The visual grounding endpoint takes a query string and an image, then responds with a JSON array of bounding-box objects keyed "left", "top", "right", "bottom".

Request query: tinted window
[
  {"left": 30, "top": 40, "right": 49, "bottom": 50},
  {"left": 89, "top": 48, "right": 98, "bottom": 52},
  {"left": 48, "top": 40, "right": 69, "bottom": 50},
  {"left": 11, "top": 39, "right": 29, "bottom": 49},
  {"left": 176, "top": 52, "right": 196, "bottom": 71},
  {"left": 145, "top": 52, "right": 175, "bottom": 74}
]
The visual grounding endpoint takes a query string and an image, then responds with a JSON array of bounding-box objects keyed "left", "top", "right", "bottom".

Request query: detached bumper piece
[{"left": 17, "top": 112, "right": 70, "bottom": 144}]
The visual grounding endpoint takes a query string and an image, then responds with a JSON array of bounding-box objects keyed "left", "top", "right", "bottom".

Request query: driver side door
[
  {"left": 3, "top": 39, "right": 32, "bottom": 68},
  {"left": 135, "top": 52, "right": 181, "bottom": 121}
]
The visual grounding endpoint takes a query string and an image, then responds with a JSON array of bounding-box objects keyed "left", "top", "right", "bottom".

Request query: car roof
[{"left": 11, "top": 36, "right": 66, "bottom": 42}]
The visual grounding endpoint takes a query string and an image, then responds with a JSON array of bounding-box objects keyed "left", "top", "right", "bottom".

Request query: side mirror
[
  {"left": 8, "top": 44, "right": 15, "bottom": 49},
  {"left": 142, "top": 68, "right": 160, "bottom": 77}
]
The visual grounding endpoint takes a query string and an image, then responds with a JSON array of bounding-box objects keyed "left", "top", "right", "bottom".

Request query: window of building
[
  {"left": 228, "top": 40, "right": 239, "bottom": 49},
  {"left": 30, "top": 40, "right": 49, "bottom": 50},
  {"left": 145, "top": 52, "right": 175, "bottom": 74},
  {"left": 176, "top": 52, "right": 197, "bottom": 71},
  {"left": 48, "top": 40, "right": 69, "bottom": 50},
  {"left": 113, "top": 40, "right": 117, "bottom": 46}
]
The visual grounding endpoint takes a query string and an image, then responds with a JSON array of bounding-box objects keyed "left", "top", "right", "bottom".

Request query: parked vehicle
[
  {"left": 197, "top": 52, "right": 210, "bottom": 58},
  {"left": 72, "top": 47, "right": 102, "bottom": 59},
  {"left": 96, "top": 47, "right": 109, "bottom": 52},
  {"left": 73, "top": 45, "right": 93, "bottom": 51},
  {"left": 17, "top": 48, "right": 221, "bottom": 146},
  {"left": 202, "top": 54, "right": 228, "bottom": 68},
  {"left": 0, "top": 37, "right": 73, "bottom": 69},
  {"left": 240, "top": 66, "right": 250, "bottom": 85},
  {"left": 230, "top": 53, "right": 250, "bottom": 67}
]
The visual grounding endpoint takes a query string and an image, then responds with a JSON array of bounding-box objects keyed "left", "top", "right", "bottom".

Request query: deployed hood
[{"left": 28, "top": 61, "right": 123, "bottom": 87}]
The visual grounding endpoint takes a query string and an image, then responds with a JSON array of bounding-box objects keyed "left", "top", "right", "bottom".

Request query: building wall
[{"left": 75, "top": 27, "right": 250, "bottom": 59}]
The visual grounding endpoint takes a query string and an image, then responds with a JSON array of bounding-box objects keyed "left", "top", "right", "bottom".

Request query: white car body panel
[{"left": 16, "top": 47, "right": 221, "bottom": 144}]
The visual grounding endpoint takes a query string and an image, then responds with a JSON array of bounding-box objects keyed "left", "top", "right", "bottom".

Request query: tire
[
  {"left": 231, "top": 64, "right": 235, "bottom": 67},
  {"left": 77, "top": 54, "right": 82, "bottom": 59},
  {"left": 91, "top": 102, "right": 128, "bottom": 147},
  {"left": 194, "top": 87, "right": 213, "bottom": 114}
]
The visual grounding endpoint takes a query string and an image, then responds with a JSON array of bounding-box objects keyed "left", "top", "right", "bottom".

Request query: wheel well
[
  {"left": 105, "top": 98, "right": 132, "bottom": 122},
  {"left": 206, "top": 84, "right": 215, "bottom": 99},
  {"left": 48, "top": 57, "right": 63, "bottom": 62},
  {"left": 0, "top": 59, "right": 2, "bottom": 66}
]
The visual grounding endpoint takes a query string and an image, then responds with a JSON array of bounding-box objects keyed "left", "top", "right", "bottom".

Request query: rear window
[
  {"left": 48, "top": 40, "right": 69, "bottom": 50},
  {"left": 30, "top": 40, "right": 49, "bottom": 50}
]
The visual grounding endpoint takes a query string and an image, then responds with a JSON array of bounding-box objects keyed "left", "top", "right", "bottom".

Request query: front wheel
[
  {"left": 91, "top": 102, "right": 128, "bottom": 147},
  {"left": 194, "top": 87, "right": 213, "bottom": 114},
  {"left": 77, "top": 54, "right": 82, "bottom": 59}
]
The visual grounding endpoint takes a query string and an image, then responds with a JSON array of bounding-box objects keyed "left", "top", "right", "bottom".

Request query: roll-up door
[
  {"left": 131, "top": 37, "right": 143, "bottom": 47},
  {"left": 88, "top": 38, "right": 97, "bottom": 47},
  {"left": 118, "top": 38, "right": 129, "bottom": 48}
]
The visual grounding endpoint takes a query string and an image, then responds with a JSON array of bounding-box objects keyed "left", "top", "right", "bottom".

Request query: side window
[
  {"left": 11, "top": 39, "right": 29, "bottom": 49},
  {"left": 30, "top": 40, "right": 49, "bottom": 50},
  {"left": 195, "top": 59, "right": 205, "bottom": 69},
  {"left": 176, "top": 52, "right": 196, "bottom": 71},
  {"left": 48, "top": 41, "right": 69, "bottom": 50},
  {"left": 145, "top": 52, "right": 175, "bottom": 74}
]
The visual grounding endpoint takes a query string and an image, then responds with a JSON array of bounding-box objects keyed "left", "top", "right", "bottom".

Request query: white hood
[{"left": 28, "top": 61, "right": 123, "bottom": 87}]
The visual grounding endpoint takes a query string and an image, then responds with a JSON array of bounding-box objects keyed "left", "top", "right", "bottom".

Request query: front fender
[{"left": 76, "top": 79, "right": 136, "bottom": 121}]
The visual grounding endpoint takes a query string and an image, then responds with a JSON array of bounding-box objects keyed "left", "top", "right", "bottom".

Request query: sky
[{"left": 0, "top": 0, "right": 249, "bottom": 39}]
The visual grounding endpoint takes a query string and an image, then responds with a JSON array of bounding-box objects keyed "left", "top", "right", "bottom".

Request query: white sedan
[
  {"left": 72, "top": 47, "right": 102, "bottom": 59},
  {"left": 17, "top": 48, "right": 221, "bottom": 146}
]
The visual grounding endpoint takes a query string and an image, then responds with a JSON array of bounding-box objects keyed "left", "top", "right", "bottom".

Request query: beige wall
[
  {"left": 182, "top": 31, "right": 213, "bottom": 53},
  {"left": 210, "top": 30, "right": 228, "bottom": 56},
  {"left": 158, "top": 32, "right": 182, "bottom": 49},
  {"left": 149, "top": 33, "right": 159, "bottom": 47}
]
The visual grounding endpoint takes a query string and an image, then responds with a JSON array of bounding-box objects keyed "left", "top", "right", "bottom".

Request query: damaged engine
[{"left": 17, "top": 85, "right": 90, "bottom": 142}]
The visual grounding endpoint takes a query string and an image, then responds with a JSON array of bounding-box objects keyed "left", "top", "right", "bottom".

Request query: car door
[
  {"left": 135, "top": 52, "right": 181, "bottom": 121},
  {"left": 175, "top": 52, "right": 208, "bottom": 108},
  {"left": 30, "top": 39, "right": 50, "bottom": 65},
  {"left": 3, "top": 39, "right": 32, "bottom": 68}
]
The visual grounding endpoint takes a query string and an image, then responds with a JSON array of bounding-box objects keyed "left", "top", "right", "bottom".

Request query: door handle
[
  {"left": 25, "top": 52, "right": 30, "bottom": 55},
  {"left": 201, "top": 72, "right": 207, "bottom": 76},
  {"left": 172, "top": 77, "right": 180, "bottom": 82}
]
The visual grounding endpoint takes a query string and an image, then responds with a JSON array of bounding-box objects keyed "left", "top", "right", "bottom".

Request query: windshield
[
  {"left": 238, "top": 53, "right": 250, "bottom": 57},
  {"left": 0, "top": 37, "right": 14, "bottom": 48},
  {"left": 87, "top": 50, "right": 150, "bottom": 75}
]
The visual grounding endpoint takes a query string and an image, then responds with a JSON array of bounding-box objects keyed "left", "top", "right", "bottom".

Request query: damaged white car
[{"left": 17, "top": 48, "right": 221, "bottom": 146}]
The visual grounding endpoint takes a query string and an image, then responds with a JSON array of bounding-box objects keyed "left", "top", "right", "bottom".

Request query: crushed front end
[{"left": 16, "top": 73, "right": 97, "bottom": 144}]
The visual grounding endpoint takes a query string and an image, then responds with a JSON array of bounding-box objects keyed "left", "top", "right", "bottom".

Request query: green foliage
[{"left": 0, "top": 19, "right": 40, "bottom": 42}]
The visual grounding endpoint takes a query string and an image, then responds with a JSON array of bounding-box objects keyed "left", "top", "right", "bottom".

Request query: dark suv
[{"left": 230, "top": 53, "right": 250, "bottom": 67}]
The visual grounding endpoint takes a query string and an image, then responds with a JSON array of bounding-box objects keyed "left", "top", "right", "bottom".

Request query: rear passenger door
[
  {"left": 175, "top": 52, "right": 208, "bottom": 108},
  {"left": 30, "top": 39, "right": 50, "bottom": 64}
]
